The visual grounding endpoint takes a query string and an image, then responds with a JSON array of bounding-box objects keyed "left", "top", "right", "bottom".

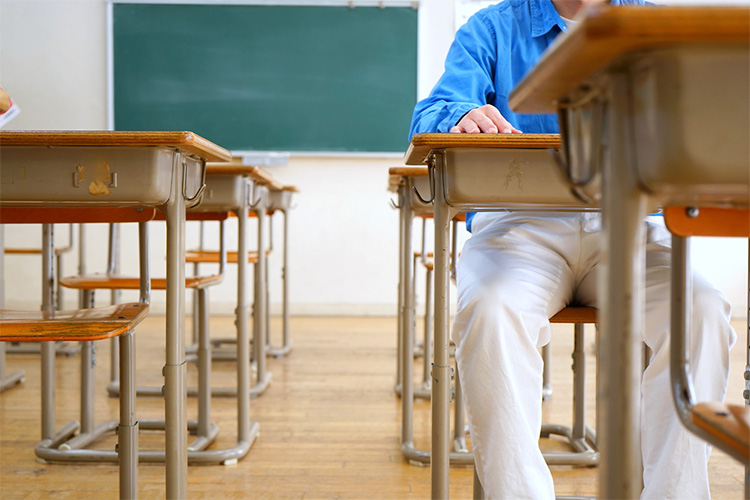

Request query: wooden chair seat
[
  {"left": 550, "top": 306, "right": 598, "bottom": 324},
  {"left": 0, "top": 303, "right": 148, "bottom": 342},
  {"left": 690, "top": 402, "right": 750, "bottom": 460},
  {"left": 185, "top": 250, "right": 266, "bottom": 264},
  {"left": 59, "top": 274, "right": 222, "bottom": 290},
  {"left": 4, "top": 246, "right": 71, "bottom": 256}
]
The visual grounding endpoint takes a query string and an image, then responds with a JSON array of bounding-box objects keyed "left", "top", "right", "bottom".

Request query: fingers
[
  {"left": 450, "top": 105, "right": 522, "bottom": 134},
  {"left": 480, "top": 105, "right": 522, "bottom": 134}
]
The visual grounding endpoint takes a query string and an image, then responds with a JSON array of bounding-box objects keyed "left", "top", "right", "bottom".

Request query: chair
[
  {"left": 186, "top": 218, "right": 264, "bottom": 364},
  {"left": 182, "top": 219, "right": 272, "bottom": 398},
  {"left": 0, "top": 226, "right": 25, "bottom": 392},
  {"left": 665, "top": 206, "right": 749, "bottom": 498},
  {"left": 0, "top": 207, "right": 153, "bottom": 499},
  {"left": 543, "top": 306, "right": 599, "bottom": 465},
  {"left": 405, "top": 226, "right": 599, "bottom": 469},
  {"left": 60, "top": 216, "right": 226, "bottom": 456},
  {"left": 4, "top": 223, "right": 80, "bottom": 357}
]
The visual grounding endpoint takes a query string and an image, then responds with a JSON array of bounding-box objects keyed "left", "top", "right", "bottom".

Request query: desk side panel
[
  {"left": 633, "top": 47, "right": 750, "bottom": 206},
  {"left": 268, "top": 189, "right": 292, "bottom": 212},
  {"left": 443, "top": 149, "right": 595, "bottom": 211},
  {"left": 0, "top": 146, "right": 175, "bottom": 206},
  {"left": 191, "top": 174, "right": 246, "bottom": 212}
]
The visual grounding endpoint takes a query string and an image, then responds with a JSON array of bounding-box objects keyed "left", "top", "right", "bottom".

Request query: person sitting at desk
[{"left": 409, "top": 0, "right": 737, "bottom": 498}]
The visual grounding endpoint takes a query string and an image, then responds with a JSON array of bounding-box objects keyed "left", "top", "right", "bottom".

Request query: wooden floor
[{"left": 0, "top": 315, "right": 746, "bottom": 499}]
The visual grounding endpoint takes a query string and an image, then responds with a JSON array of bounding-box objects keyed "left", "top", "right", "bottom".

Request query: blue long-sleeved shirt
[{"left": 409, "top": 0, "right": 645, "bottom": 231}]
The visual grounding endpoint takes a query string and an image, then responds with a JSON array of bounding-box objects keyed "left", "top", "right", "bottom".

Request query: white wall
[{"left": 0, "top": 0, "right": 747, "bottom": 319}]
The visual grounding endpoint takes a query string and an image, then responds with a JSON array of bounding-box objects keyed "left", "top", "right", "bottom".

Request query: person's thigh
[{"left": 455, "top": 212, "right": 581, "bottom": 348}]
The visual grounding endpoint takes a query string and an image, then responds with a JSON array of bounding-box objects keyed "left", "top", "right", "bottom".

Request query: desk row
[{"left": 0, "top": 130, "right": 298, "bottom": 499}]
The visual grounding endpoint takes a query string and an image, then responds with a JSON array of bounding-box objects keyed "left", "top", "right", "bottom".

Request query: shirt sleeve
[{"left": 409, "top": 12, "right": 499, "bottom": 137}]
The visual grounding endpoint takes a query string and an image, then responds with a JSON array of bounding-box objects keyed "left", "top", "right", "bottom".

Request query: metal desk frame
[{"left": 404, "top": 134, "right": 597, "bottom": 497}]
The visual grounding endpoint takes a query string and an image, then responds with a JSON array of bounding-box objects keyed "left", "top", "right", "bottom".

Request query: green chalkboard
[{"left": 112, "top": 3, "right": 418, "bottom": 153}]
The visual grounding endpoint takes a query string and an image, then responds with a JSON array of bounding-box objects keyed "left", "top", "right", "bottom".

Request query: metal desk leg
[
  {"left": 236, "top": 183, "right": 261, "bottom": 458},
  {"left": 252, "top": 193, "right": 272, "bottom": 394},
  {"left": 36, "top": 225, "right": 78, "bottom": 449},
  {"left": 267, "top": 208, "right": 292, "bottom": 358},
  {"left": 423, "top": 262, "right": 433, "bottom": 394},
  {"left": 41, "top": 224, "right": 56, "bottom": 440},
  {"left": 599, "top": 73, "right": 649, "bottom": 499},
  {"left": 413, "top": 217, "right": 432, "bottom": 398},
  {"left": 432, "top": 152, "right": 459, "bottom": 498},
  {"left": 163, "top": 154, "right": 188, "bottom": 500},
  {"left": 5, "top": 223, "right": 79, "bottom": 358},
  {"left": 399, "top": 180, "right": 417, "bottom": 457},
  {"left": 396, "top": 191, "right": 405, "bottom": 393},
  {"left": 119, "top": 330, "right": 138, "bottom": 500}
]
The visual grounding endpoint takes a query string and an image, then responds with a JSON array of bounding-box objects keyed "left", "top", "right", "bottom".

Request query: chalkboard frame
[{"left": 106, "top": 0, "right": 419, "bottom": 156}]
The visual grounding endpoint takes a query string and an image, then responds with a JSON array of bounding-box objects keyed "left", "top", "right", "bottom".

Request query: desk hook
[
  {"left": 183, "top": 159, "right": 207, "bottom": 207},
  {"left": 249, "top": 187, "right": 264, "bottom": 210},
  {"left": 390, "top": 194, "right": 402, "bottom": 209},
  {"left": 549, "top": 148, "right": 595, "bottom": 205},
  {"left": 412, "top": 164, "right": 435, "bottom": 205}
]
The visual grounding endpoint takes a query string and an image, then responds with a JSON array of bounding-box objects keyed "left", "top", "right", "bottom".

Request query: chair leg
[
  {"left": 119, "top": 330, "right": 138, "bottom": 500},
  {"left": 412, "top": 253, "right": 420, "bottom": 357},
  {"left": 195, "top": 287, "right": 212, "bottom": 443},
  {"left": 572, "top": 324, "right": 586, "bottom": 443},
  {"left": 0, "top": 343, "right": 25, "bottom": 392},
  {"left": 423, "top": 266, "right": 433, "bottom": 391},
  {"left": 81, "top": 341, "right": 96, "bottom": 434},
  {"left": 110, "top": 336, "right": 120, "bottom": 394},
  {"left": 540, "top": 320, "right": 598, "bottom": 466}
]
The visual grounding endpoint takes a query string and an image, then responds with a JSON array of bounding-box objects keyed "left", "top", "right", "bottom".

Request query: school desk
[
  {"left": 184, "top": 163, "right": 263, "bottom": 461},
  {"left": 0, "top": 130, "right": 231, "bottom": 499},
  {"left": 197, "top": 163, "right": 274, "bottom": 396},
  {"left": 389, "top": 166, "right": 475, "bottom": 468},
  {"left": 404, "top": 133, "right": 596, "bottom": 496},
  {"left": 83, "top": 164, "right": 265, "bottom": 462},
  {"left": 266, "top": 184, "right": 298, "bottom": 358},
  {"left": 509, "top": 6, "right": 749, "bottom": 499},
  {"left": 203, "top": 163, "right": 278, "bottom": 393},
  {"left": 388, "top": 166, "right": 432, "bottom": 397}
]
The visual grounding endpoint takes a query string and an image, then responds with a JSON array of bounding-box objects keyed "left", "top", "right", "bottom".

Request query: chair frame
[
  {"left": 0, "top": 208, "right": 154, "bottom": 499},
  {"left": 666, "top": 206, "right": 749, "bottom": 498}
]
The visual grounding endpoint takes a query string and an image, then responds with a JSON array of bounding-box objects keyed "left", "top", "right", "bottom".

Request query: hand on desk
[{"left": 450, "top": 104, "right": 522, "bottom": 134}]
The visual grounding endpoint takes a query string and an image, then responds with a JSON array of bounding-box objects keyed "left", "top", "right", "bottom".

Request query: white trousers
[{"left": 453, "top": 211, "right": 737, "bottom": 500}]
